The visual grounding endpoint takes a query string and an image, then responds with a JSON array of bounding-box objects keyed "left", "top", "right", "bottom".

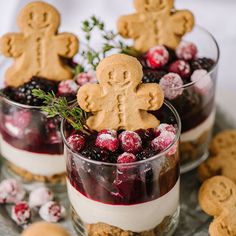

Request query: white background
[{"left": 0, "top": 0, "right": 236, "bottom": 118}]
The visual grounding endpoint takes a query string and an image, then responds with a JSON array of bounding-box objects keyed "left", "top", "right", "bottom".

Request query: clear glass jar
[{"left": 62, "top": 101, "right": 181, "bottom": 236}]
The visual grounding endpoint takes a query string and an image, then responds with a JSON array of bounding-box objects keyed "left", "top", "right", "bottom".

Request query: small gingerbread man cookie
[
  {"left": 117, "top": 0, "right": 194, "bottom": 53},
  {"left": 77, "top": 54, "right": 164, "bottom": 131},
  {"left": 199, "top": 176, "right": 236, "bottom": 236},
  {"left": 0, "top": 2, "right": 79, "bottom": 87}
]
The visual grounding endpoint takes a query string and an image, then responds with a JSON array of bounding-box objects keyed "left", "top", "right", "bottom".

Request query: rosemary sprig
[{"left": 32, "top": 89, "right": 87, "bottom": 132}]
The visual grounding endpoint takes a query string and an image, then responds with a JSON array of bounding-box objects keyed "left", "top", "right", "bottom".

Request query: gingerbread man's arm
[
  {"left": 54, "top": 33, "right": 79, "bottom": 58},
  {"left": 136, "top": 83, "right": 164, "bottom": 111},
  {"left": 0, "top": 33, "right": 25, "bottom": 58},
  {"left": 77, "top": 84, "right": 104, "bottom": 113}
]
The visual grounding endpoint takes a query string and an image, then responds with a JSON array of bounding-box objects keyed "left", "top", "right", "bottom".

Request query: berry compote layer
[{"left": 64, "top": 110, "right": 180, "bottom": 232}]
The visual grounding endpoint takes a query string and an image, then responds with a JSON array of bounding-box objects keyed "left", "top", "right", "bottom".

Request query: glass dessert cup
[
  {"left": 62, "top": 101, "right": 181, "bottom": 236},
  {"left": 0, "top": 95, "right": 66, "bottom": 187}
]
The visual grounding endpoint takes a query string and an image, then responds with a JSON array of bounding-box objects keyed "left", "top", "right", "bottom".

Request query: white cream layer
[
  {"left": 0, "top": 137, "right": 65, "bottom": 176},
  {"left": 181, "top": 110, "right": 215, "bottom": 142},
  {"left": 67, "top": 178, "right": 180, "bottom": 232}
]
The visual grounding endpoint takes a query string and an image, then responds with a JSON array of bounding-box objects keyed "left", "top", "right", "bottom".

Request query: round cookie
[{"left": 21, "top": 222, "right": 70, "bottom": 236}]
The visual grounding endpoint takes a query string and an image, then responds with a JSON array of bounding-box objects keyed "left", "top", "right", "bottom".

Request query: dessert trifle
[
  {"left": 117, "top": 0, "right": 220, "bottom": 172},
  {"left": 61, "top": 54, "right": 181, "bottom": 236},
  {"left": 0, "top": 1, "right": 79, "bottom": 183}
]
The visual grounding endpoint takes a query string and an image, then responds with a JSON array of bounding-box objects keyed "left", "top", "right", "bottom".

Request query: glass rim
[{"left": 61, "top": 100, "right": 181, "bottom": 167}]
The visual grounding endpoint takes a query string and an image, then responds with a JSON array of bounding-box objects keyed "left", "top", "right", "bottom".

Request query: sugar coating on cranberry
[
  {"left": 95, "top": 130, "right": 119, "bottom": 152},
  {"left": 176, "top": 41, "right": 198, "bottom": 61},
  {"left": 11, "top": 201, "right": 31, "bottom": 226},
  {"left": 39, "top": 201, "right": 65, "bottom": 222},
  {"left": 154, "top": 123, "right": 176, "bottom": 137},
  {"left": 151, "top": 131, "right": 175, "bottom": 151},
  {"left": 67, "top": 134, "right": 85, "bottom": 151},
  {"left": 145, "top": 45, "right": 169, "bottom": 69},
  {"left": 119, "top": 131, "right": 142, "bottom": 154},
  {"left": 117, "top": 152, "right": 137, "bottom": 164},
  {"left": 191, "top": 69, "right": 213, "bottom": 95},
  {"left": 169, "top": 60, "right": 191, "bottom": 78},
  {"left": 75, "top": 70, "right": 97, "bottom": 86},
  {"left": 58, "top": 80, "right": 79, "bottom": 95},
  {"left": 0, "top": 179, "right": 26, "bottom": 204},
  {"left": 159, "top": 73, "right": 184, "bottom": 100},
  {"left": 29, "top": 187, "right": 54, "bottom": 208}
]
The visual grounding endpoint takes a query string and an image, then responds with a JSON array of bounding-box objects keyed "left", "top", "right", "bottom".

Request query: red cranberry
[
  {"left": 169, "top": 60, "right": 191, "bottom": 78},
  {"left": 11, "top": 201, "right": 31, "bottom": 226},
  {"left": 67, "top": 134, "right": 85, "bottom": 151},
  {"left": 145, "top": 45, "right": 169, "bottom": 69},
  {"left": 75, "top": 71, "right": 97, "bottom": 86},
  {"left": 117, "top": 152, "right": 137, "bottom": 164},
  {"left": 58, "top": 80, "right": 79, "bottom": 95},
  {"left": 151, "top": 131, "right": 175, "bottom": 151},
  {"left": 159, "top": 73, "right": 184, "bottom": 100},
  {"left": 154, "top": 123, "right": 176, "bottom": 137},
  {"left": 176, "top": 41, "right": 198, "bottom": 61},
  {"left": 95, "top": 130, "right": 119, "bottom": 152},
  {"left": 119, "top": 131, "right": 142, "bottom": 154}
]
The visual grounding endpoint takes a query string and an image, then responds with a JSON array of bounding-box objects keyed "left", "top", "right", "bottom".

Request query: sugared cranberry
[
  {"left": 169, "top": 60, "right": 191, "bottom": 78},
  {"left": 176, "top": 41, "right": 198, "bottom": 61},
  {"left": 159, "top": 73, "right": 184, "bottom": 100},
  {"left": 119, "top": 131, "right": 142, "bottom": 154},
  {"left": 151, "top": 131, "right": 175, "bottom": 151},
  {"left": 117, "top": 153, "right": 137, "bottom": 164},
  {"left": 145, "top": 45, "right": 169, "bottom": 69},
  {"left": 39, "top": 201, "right": 65, "bottom": 222},
  {"left": 58, "top": 80, "right": 79, "bottom": 95},
  {"left": 95, "top": 130, "right": 119, "bottom": 152},
  {"left": 75, "top": 70, "right": 97, "bottom": 86},
  {"left": 154, "top": 123, "right": 176, "bottom": 137},
  {"left": 0, "top": 179, "right": 26, "bottom": 204},
  {"left": 11, "top": 201, "right": 31, "bottom": 226},
  {"left": 67, "top": 134, "right": 85, "bottom": 151}
]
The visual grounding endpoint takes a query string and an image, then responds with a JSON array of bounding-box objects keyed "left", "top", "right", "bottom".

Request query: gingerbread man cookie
[
  {"left": 0, "top": 2, "right": 79, "bottom": 87},
  {"left": 117, "top": 0, "right": 194, "bottom": 53},
  {"left": 77, "top": 54, "right": 164, "bottom": 131},
  {"left": 199, "top": 176, "right": 236, "bottom": 236}
]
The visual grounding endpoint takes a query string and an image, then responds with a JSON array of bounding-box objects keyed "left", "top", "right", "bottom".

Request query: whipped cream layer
[
  {"left": 67, "top": 178, "right": 180, "bottom": 232},
  {"left": 181, "top": 109, "right": 216, "bottom": 142},
  {"left": 0, "top": 137, "right": 65, "bottom": 176}
]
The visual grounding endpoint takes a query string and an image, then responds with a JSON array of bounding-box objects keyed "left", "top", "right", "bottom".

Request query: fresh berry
[
  {"left": 58, "top": 80, "right": 79, "bottom": 95},
  {"left": 191, "top": 69, "right": 213, "bottom": 95},
  {"left": 75, "top": 70, "right": 97, "bottom": 86},
  {"left": 119, "top": 131, "right": 142, "bottom": 154},
  {"left": 39, "top": 201, "right": 65, "bottom": 223},
  {"left": 11, "top": 201, "right": 31, "bottom": 226},
  {"left": 145, "top": 46, "right": 169, "bottom": 69},
  {"left": 67, "top": 134, "right": 85, "bottom": 151},
  {"left": 169, "top": 60, "right": 191, "bottom": 78},
  {"left": 95, "top": 130, "right": 119, "bottom": 152},
  {"left": 0, "top": 179, "right": 26, "bottom": 204},
  {"left": 191, "top": 58, "right": 215, "bottom": 71},
  {"left": 151, "top": 131, "right": 175, "bottom": 151},
  {"left": 159, "top": 73, "right": 184, "bottom": 100},
  {"left": 81, "top": 147, "right": 110, "bottom": 162},
  {"left": 135, "top": 129, "right": 155, "bottom": 141},
  {"left": 117, "top": 153, "right": 137, "bottom": 164},
  {"left": 29, "top": 187, "right": 54, "bottom": 208},
  {"left": 154, "top": 123, "right": 176, "bottom": 137},
  {"left": 142, "top": 69, "right": 167, "bottom": 83},
  {"left": 176, "top": 41, "right": 198, "bottom": 61}
]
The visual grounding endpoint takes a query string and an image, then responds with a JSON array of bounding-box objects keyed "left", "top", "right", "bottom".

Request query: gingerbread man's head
[
  {"left": 96, "top": 54, "right": 143, "bottom": 89},
  {"left": 134, "top": 0, "right": 173, "bottom": 12},
  {"left": 17, "top": 2, "right": 60, "bottom": 35}
]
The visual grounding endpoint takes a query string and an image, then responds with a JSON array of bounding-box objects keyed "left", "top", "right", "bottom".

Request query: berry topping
[
  {"left": 142, "top": 69, "right": 167, "bottom": 83},
  {"left": 67, "top": 134, "right": 85, "bottom": 151},
  {"left": 191, "top": 57, "right": 215, "bottom": 71},
  {"left": 81, "top": 147, "right": 110, "bottom": 162},
  {"left": 58, "top": 80, "right": 79, "bottom": 96},
  {"left": 151, "top": 131, "right": 175, "bottom": 152},
  {"left": 145, "top": 45, "right": 169, "bottom": 69},
  {"left": 154, "top": 123, "right": 176, "bottom": 137},
  {"left": 117, "top": 152, "right": 137, "bottom": 164},
  {"left": 0, "top": 179, "right": 26, "bottom": 204},
  {"left": 29, "top": 187, "right": 54, "bottom": 208},
  {"left": 159, "top": 73, "right": 184, "bottom": 100},
  {"left": 39, "top": 201, "right": 65, "bottom": 223},
  {"left": 168, "top": 60, "right": 191, "bottom": 78},
  {"left": 119, "top": 131, "right": 142, "bottom": 154},
  {"left": 95, "top": 130, "right": 119, "bottom": 152},
  {"left": 11, "top": 201, "right": 31, "bottom": 226},
  {"left": 75, "top": 71, "right": 97, "bottom": 86},
  {"left": 176, "top": 41, "right": 198, "bottom": 61}
]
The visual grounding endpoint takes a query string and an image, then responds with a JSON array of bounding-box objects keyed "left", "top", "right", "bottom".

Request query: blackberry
[
  {"left": 191, "top": 57, "right": 215, "bottom": 72},
  {"left": 136, "top": 147, "right": 157, "bottom": 161},
  {"left": 142, "top": 69, "right": 167, "bottom": 83},
  {"left": 81, "top": 147, "right": 110, "bottom": 162}
]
